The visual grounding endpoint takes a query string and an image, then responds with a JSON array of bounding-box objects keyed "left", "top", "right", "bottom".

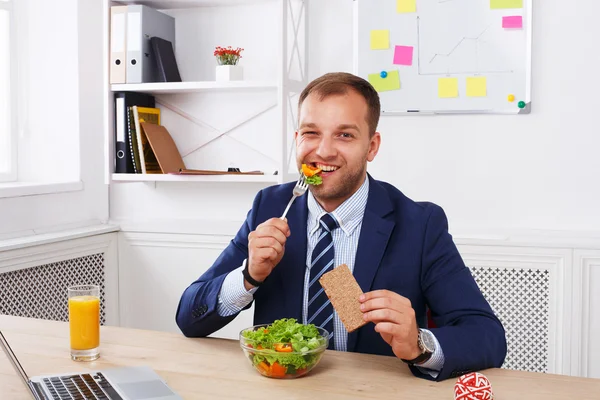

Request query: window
[
  {"left": 0, "top": 0, "right": 17, "bottom": 182},
  {"left": 0, "top": 0, "right": 104, "bottom": 236},
  {"left": 0, "top": 0, "right": 81, "bottom": 190}
]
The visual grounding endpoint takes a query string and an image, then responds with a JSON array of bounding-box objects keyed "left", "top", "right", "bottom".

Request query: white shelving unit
[
  {"left": 117, "top": 0, "right": 272, "bottom": 8},
  {"left": 110, "top": 81, "right": 278, "bottom": 94},
  {"left": 111, "top": 173, "right": 280, "bottom": 183},
  {"left": 102, "top": 0, "right": 308, "bottom": 184}
]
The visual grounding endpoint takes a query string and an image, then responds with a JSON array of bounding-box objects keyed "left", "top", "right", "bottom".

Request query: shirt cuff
[
  {"left": 415, "top": 329, "right": 445, "bottom": 378},
  {"left": 216, "top": 260, "right": 258, "bottom": 317}
]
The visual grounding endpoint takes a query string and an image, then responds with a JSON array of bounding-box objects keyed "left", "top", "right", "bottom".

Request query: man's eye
[
  {"left": 302, "top": 131, "right": 317, "bottom": 135},
  {"left": 340, "top": 132, "right": 353, "bottom": 138}
]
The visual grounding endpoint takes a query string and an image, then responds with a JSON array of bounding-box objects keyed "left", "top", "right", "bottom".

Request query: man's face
[{"left": 295, "top": 90, "right": 380, "bottom": 208}]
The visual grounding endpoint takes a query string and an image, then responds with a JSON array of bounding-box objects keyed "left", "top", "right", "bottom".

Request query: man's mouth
[{"left": 311, "top": 163, "right": 339, "bottom": 173}]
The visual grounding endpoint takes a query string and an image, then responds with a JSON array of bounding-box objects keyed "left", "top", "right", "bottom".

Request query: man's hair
[{"left": 298, "top": 72, "right": 381, "bottom": 137}]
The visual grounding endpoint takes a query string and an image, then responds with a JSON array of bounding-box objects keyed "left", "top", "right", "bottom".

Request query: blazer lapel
[
  {"left": 281, "top": 192, "right": 308, "bottom": 321},
  {"left": 347, "top": 175, "right": 395, "bottom": 352}
]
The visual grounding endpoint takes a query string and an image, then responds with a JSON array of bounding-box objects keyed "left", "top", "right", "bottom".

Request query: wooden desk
[{"left": 1, "top": 315, "right": 599, "bottom": 399}]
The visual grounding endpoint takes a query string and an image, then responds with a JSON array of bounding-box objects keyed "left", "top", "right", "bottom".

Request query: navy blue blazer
[{"left": 176, "top": 175, "right": 506, "bottom": 381}]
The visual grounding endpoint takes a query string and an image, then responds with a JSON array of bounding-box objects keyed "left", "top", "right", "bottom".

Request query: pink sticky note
[
  {"left": 502, "top": 16, "right": 523, "bottom": 29},
  {"left": 393, "top": 45, "right": 414, "bottom": 66}
]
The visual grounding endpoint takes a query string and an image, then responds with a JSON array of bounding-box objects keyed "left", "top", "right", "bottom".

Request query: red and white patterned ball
[{"left": 454, "top": 372, "right": 493, "bottom": 400}]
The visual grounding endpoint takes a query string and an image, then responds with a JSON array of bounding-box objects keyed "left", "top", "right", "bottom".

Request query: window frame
[{"left": 0, "top": 0, "right": 17, "bottom": 182}]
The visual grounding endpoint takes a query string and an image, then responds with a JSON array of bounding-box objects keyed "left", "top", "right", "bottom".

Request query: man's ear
[{"left": 367, "top": 131, "right": 381, "bottom": 162}]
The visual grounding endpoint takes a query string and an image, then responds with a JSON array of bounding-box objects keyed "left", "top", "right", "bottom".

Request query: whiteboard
[{"left": 353, "top": 0, "right": 532, "bottom": 114}]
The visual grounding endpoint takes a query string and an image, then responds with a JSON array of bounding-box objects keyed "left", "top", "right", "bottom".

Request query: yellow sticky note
[
  {"left": 466, "top": 77, "right": 487, "bottom": 97},
  {"left": 368, "top": 70, "right": 400, "bottom": 92},
  {"left": 490, "top": 0, "right": 523, "bottom": 9},
  {"left": 397, "top": 0, "right": 417, "bottom": 13},
  {"left": 438, "top": 78, "right": 458, "bottom": 98},
  {"left": 370, "top": 30, "right": 389, "bottom": 50}
]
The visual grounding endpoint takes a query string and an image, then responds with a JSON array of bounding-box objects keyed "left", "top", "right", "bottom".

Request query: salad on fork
[{"left": 301, "top": 164, "right": 323, "bottom": 185}]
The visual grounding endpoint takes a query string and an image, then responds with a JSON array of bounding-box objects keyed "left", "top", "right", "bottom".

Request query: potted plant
[{"left": 214, "top": 46, "right": 244, "bottom": 81}]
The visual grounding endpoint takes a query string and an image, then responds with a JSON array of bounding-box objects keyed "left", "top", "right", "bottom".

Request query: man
[{"left": 176, "top": 72, "right": 506, "bottom": 381}]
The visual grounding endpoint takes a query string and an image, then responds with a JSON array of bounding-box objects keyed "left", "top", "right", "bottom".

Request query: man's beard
[{"left": 309, "top": 156, "right": 368, "bottom": 203}]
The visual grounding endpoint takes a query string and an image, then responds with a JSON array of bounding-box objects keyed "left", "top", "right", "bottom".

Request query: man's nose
[{"left": 315, "top": 136, "right": 336, "bottom": 159}]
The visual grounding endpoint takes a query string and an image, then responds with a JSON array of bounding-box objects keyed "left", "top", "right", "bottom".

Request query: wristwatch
[
  {"left": 242, "top": 261, "right": 264, "bottom": 287},
  {"left": 402, "top": 329, "right": 435, "bottom": 365}
]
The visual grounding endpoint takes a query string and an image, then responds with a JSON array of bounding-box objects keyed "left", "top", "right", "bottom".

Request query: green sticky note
[
  {"left": 370, "top": 30, "right": 390, "bottom": 50},
  {"left": 490, "top": 0, "right": 523, "bottom": 9},
  {"left": 397, "top": 0, "right": 417, "bottom": 13},
  {"left": 438, "top": 78, "right": 458, "bottom": 98},
  {"left": 466, "top": 77, "right": 487, "bottom": 97},
  {"left": 368, "top": 71, "right": 400, "bottom": 92}
]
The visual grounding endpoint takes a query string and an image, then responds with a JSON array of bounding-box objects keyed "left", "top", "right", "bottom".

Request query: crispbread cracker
[{"left": 319, "top": 264, "right": 367, "bottom": 332}]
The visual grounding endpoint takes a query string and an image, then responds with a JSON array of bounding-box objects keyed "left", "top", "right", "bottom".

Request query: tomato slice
[
  {"left": 269, "top": 362, "right": 287, "bottom": 378},
  {"left": 257, "top": 361, "right": 270, "bottom": 375},
  {"left": 274, "top": 343, "right": 293, "bottom": 352},
  {"left": 302, "top": 164, "right": 321, "bottom": 177}
]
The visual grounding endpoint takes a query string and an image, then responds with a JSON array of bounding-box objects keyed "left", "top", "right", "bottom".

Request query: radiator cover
[
  {"left": 470, "top": 266, "right": 550, "bottom": 373},
  {"left": 0, "top": 253, "right": 106, "bottom": 325}
]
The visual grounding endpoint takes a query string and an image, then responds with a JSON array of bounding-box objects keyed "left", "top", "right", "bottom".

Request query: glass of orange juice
[{"left": 68, "top": 285, "right": 100, "bottom": 361}]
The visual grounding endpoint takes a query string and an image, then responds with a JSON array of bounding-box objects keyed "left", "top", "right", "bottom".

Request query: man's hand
[
  {"left": 359, "top": 290, "right": 421, "bottom": 360},
  {"left": 246, "top": 218, "right": 290, "bottom": 289}
]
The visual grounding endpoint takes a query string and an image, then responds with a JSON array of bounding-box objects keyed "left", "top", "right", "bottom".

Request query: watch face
[{"left": 420, "top": 330, "right": 436, "bottom": 353}]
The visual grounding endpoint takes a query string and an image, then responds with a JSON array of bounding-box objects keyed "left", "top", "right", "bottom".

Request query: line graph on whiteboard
[
  {"left": 416, "top": 15, "right": 515, "bottom": 76},
  {"left": 354, "top": 0, "right": 531, "bottom": 113}
]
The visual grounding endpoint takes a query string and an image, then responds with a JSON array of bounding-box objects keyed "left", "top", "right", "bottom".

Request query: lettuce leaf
[{"left": 305, "top": 174, "right": 322, "bottom": 186}]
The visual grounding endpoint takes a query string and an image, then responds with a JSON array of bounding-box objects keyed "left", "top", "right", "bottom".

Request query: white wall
[
  {"left": 110, "top": 0, "right": 600, "bottom": 235},
  {"left": 0, "top": 0, "right": 108, "bottom": 236},
  {"left": 310, "top": 0, "right": 600, "bottom": 233}
]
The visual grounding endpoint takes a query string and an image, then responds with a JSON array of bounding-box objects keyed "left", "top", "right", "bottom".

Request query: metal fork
[{"left": 280, "top": 176, "right": 308, "bottom": 219}]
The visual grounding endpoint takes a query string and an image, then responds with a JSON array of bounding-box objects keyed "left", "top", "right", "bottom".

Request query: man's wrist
[
  {"left": 402, "top": 329, "right": 435, "bottom": 365},
  {"left": 243, "top": 279, "right": 255, "bottom": 291},
  {"left": 242, "top": 262, "right": 265, "bottom": 288},
  {"left": 406, "top": 345, "right": 422, "bottom": 361}
]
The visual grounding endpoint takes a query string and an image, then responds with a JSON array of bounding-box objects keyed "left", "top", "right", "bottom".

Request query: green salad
[
  {"left": 301, "top": 164, "right": 323, "bottom": 186},
  {"left": 242, "top": 318, "right": 327, "bottom": 377},
  {"left": 304, "top": 174, "right": 323, "bottom": 185}
]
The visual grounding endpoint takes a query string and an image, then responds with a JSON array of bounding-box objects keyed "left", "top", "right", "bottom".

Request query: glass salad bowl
[{"left": 239, "top": 318, "right": 329, "bottom": 379}]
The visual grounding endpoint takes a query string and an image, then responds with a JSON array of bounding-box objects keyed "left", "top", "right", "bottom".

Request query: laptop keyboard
[{"left": 42, "top": 372, "right": 123, "bottom": 400}]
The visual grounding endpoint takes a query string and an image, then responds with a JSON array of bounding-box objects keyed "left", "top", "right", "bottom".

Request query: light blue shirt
[{"left": 216, "top": 176, "right": 444, "bottom": 377}]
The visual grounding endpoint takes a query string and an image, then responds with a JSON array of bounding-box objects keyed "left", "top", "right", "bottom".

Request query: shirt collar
[{"left": 307, "top": 176, "right": 369, "bottom": 237}]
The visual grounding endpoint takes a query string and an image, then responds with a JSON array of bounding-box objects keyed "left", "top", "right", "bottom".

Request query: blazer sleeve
[
  {"left": 410, "top": 204, "right": 507, "bottom": 381},
  {"left": 175, "top": 191, "right": 263, "bottom": 337}
]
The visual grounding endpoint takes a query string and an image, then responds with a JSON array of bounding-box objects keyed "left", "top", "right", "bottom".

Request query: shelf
[
  {"left": 115, "top": 0, "right": 275, "bottom": 10},
  {"left": 111, "top": 81, "right": 278, "bottom": 94},
  {"left": 111, "top": 173, "right": 280, "bottom": 183}
]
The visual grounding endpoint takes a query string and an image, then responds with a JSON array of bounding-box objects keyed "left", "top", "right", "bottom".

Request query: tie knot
[{"left": 319, "top": 213, "right": 338, "bottom": 232}]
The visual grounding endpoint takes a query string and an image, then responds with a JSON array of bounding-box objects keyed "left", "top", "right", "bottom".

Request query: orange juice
[{"left": 68, "top": 295, "right": 100, "bottom": 350}]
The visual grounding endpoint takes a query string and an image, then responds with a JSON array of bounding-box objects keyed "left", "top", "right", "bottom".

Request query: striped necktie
[{"left": 307, "top": 213, "right": 338, "bottom": 349}]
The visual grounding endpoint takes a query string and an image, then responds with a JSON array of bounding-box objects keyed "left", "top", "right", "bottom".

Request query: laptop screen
[{"left": 0, "top": 330, "right": 32, "bottom": 389}]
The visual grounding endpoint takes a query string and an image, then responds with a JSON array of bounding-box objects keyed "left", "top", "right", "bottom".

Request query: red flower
[{"left": 214, "top": 46, "right": 244, "bottom": 65}]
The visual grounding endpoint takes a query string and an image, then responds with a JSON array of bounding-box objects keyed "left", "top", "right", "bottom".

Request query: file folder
[
  {"left": 150, "top": 37, "right": 182, "bottom": 82},
  {"left": 126, "top": 5, "right": 176, "bottom": 84},
  {"left": 114, "top": 92, "right": 155, "bottom": 173},
  {"left": 140, "top": 123, "right": 264, "bottom": 175},
  {"left": 110, "top": 6, "right": 127, "bottom": 83}
]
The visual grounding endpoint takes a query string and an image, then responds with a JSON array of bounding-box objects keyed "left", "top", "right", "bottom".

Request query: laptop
[{"left": 0, "top": 330, "right": 182, "bottom": 400}]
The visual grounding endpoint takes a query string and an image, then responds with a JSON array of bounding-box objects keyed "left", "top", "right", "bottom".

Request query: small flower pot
[{"left": 215, "top": 65, "right": 243, "bottom": 81}]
